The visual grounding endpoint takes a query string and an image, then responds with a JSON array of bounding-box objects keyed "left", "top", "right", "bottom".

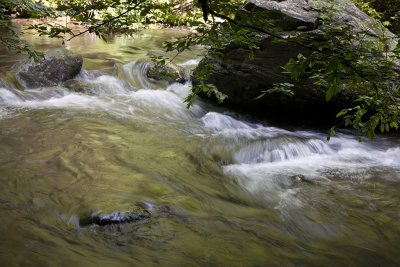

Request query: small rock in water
[
  {"left": 293, "top": 175, "right": 305, "bottom": 182},
  {"left": 290, "top": 174, "right": 313, "bottom": 184},
  {"left": 291, "top": 174, "right": 313, "bottom": 184},
  {"left": 145, "top": 61, "right": 187, "bottom": 84},
  {"left": 79, "top": 210, "right": 150, "bottom": 227}
]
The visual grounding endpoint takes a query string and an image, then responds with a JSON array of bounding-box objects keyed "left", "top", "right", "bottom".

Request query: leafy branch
[{"left": 64, "top": 0, "right": 148, "bottom": 41}]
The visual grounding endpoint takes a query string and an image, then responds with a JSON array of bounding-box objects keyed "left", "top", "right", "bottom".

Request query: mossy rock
[
  {"left": 146, "top": 61, "right": 187, "bottom": 84},
  {"left": 63, "top": 79, "right": 94, "bottom": 94},
  {"left": 0, "top": 72, "right": 22, "bottom": 89}
]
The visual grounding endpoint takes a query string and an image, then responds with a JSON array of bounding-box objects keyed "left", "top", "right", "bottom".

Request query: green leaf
[
  {"left": 327, "top": 126, "right": 336, "bottom": 141},
  {"left": 336, "top": 109, "right": 349, "bottom": 117}
]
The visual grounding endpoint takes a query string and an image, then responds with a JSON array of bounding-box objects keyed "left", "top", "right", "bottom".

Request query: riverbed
[{"left": 0, "top": 21, "right": 400, "bottom": 266}]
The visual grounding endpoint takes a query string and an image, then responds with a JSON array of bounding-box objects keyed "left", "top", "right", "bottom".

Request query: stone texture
[
  {"left": 13, "top": 48, "right": 83, "bottom": 88},
  {"left": 145, "top": 60, "right": 187, "bottom": 84},
  {"left": 193, "top": 0, "right": 394, "bottom": 123},
  {"left": 79, "top": 210, "right": 150, "bottom": 227}
]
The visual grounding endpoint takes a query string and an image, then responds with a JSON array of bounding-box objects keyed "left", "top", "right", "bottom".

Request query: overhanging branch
[{"left": 65, "top": 0, "right": 147, "bottom": 42}]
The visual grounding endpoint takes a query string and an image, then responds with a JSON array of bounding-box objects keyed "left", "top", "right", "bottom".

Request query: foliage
[
  {"left": 0, "top": 0, "right": 57, "bottom": 61},
  {"left": 281, "top": 1, "right": 400, "bottom": 139},
  {"left": 356, "top": 0, "right": 400, "bottom": 33},
  {"left": 254, "top": 83, "right": 295, "bottom": 100}
]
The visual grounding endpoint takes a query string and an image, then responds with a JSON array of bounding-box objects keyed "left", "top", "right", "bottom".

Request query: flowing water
[{"left": 1, "top": 21, "right": 400, "bottom": 266}]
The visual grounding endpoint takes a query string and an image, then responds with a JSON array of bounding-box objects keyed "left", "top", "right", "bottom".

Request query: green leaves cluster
[
  {"left": 254, "top": 83, "right": 295, "bottom": 100},
  {"left": 0, "top": 0, "right": 54, "bottom": 61},
  {"left": 357, "top": 0, "right": 400, "bottom": 33},
  {"left": 282, "top": 0, "right": 400, "bottom": 139}
]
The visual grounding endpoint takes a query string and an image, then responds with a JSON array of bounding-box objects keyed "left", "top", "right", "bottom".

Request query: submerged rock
[
  {"left": 63, "top": 79, "right": 94, "bottom": 94},
  {"left": 0, "top": 72, "right": 21, "bottom": 89},
  {"left": 290, "top": 174, "right": 313, "bottom": 184},
  {"left": 193, "top": 0, "right": 395, "bottom": 124},
  {"left": 0, "top": 77, "right": 15, "bottom": 89},
  {"left": 13, "top": 48, "right": 83, "bottom": 88}
]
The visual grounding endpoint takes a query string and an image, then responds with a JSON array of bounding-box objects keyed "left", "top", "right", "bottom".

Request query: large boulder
[
  {"left": 193, "top": 0, "right": 395, "bottom": 123},
  {"left": 13, "top": 48, "right": 83, "bottom": 88}
]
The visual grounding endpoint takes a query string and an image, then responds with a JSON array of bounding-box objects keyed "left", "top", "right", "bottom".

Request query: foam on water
[
  {"left": 202, "top": 112, "right": 256, "bottom": 131},
  {"left": 201, "top": 112, "right": 333, "bottom": 163},
  {"left": 0, "top": 60, "right": 206, "bottom": 121},
  {"left": 0, "top": 87, "right": 114, "bottom": 112},
  {"left": 200, "top": 111, "right": 400, "bottom": 208},
  {"left": 124, "top": 82, "right": 204, "bottom": 120},
  {"left": 122, "top": 60, "right": 157, "bottom": 89},
  {"left": 176, "top": 59, "right": 201, "bottom": 67}
]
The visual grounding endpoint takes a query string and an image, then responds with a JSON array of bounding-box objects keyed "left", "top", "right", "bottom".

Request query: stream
[{"left": 0, "top": 21, "right": 400, "bottom": 266}]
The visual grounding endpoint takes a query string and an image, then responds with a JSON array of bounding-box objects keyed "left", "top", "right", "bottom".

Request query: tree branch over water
[{"left": 66, "top": 0, "right": 147, "bottom": 42}]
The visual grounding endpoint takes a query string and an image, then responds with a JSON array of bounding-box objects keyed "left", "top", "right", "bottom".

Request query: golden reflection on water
[{"left": 0, "top": 108, "right": 399, "bottom": 266}]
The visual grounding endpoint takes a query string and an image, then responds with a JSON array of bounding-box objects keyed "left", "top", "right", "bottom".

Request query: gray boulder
[
  {"left": 239, "top": 0, "right": 319, "bottom": 31},
  {"left": 13, "top": 48, "right": 83, "bottom": 88},
  {"left": 240, "top": 0, "right": 394, "bottom": 36},
  {"left": 193, "top": 0, "right": 394, "bottom": 123}
]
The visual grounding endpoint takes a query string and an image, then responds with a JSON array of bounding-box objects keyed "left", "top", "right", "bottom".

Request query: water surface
[{"left": 0, "top": 20, "right": 400, "bottom": 266}]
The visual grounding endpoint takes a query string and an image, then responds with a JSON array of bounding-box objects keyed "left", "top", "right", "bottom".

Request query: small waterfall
[
  {"left": 201, "top": 112, "right": 333, "bottom": 164},
  {"left": 200, "top": 111, "right": 400, "bottom": 208},
  {"left": 234, "top": 137, "right": 332, "bottom": 164},
  {"left": 122, "top": 60, "right": 157, "bottom": 89}
]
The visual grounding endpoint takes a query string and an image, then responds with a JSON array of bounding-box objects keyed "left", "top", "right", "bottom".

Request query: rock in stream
[
  {"left": 79, "top": 209, "right": 151, "bottom": 227},
  {"left": 12, "top": 48, "right": 83, "bottom": 88},
  {"left": 145, "top": 60, "right": 187, "bottom": 84}
]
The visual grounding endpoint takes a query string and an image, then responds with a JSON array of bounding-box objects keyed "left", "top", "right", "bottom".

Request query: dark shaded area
[
  {"left": 362, "top": 0, "right": 400, "bottom": 33},
  {"left": 193, "top": 0, "right": 395, "bottom": 129}
]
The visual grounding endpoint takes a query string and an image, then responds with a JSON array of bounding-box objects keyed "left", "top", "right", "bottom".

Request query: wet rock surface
[
  {"left": 63, "top": 79, "right": 94, "bottom": 94},
  {"left": 13, "top": 48, "right": 83, "bottom": 88},
  {"left": 79, "top": 209, "right": 151, "bottom": 227},
  {"left": 0, "top": 77, "right": 13, "bottom": 89},
  {"left": 145, "top": 61, "right": 187, "bottom": 84}
]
